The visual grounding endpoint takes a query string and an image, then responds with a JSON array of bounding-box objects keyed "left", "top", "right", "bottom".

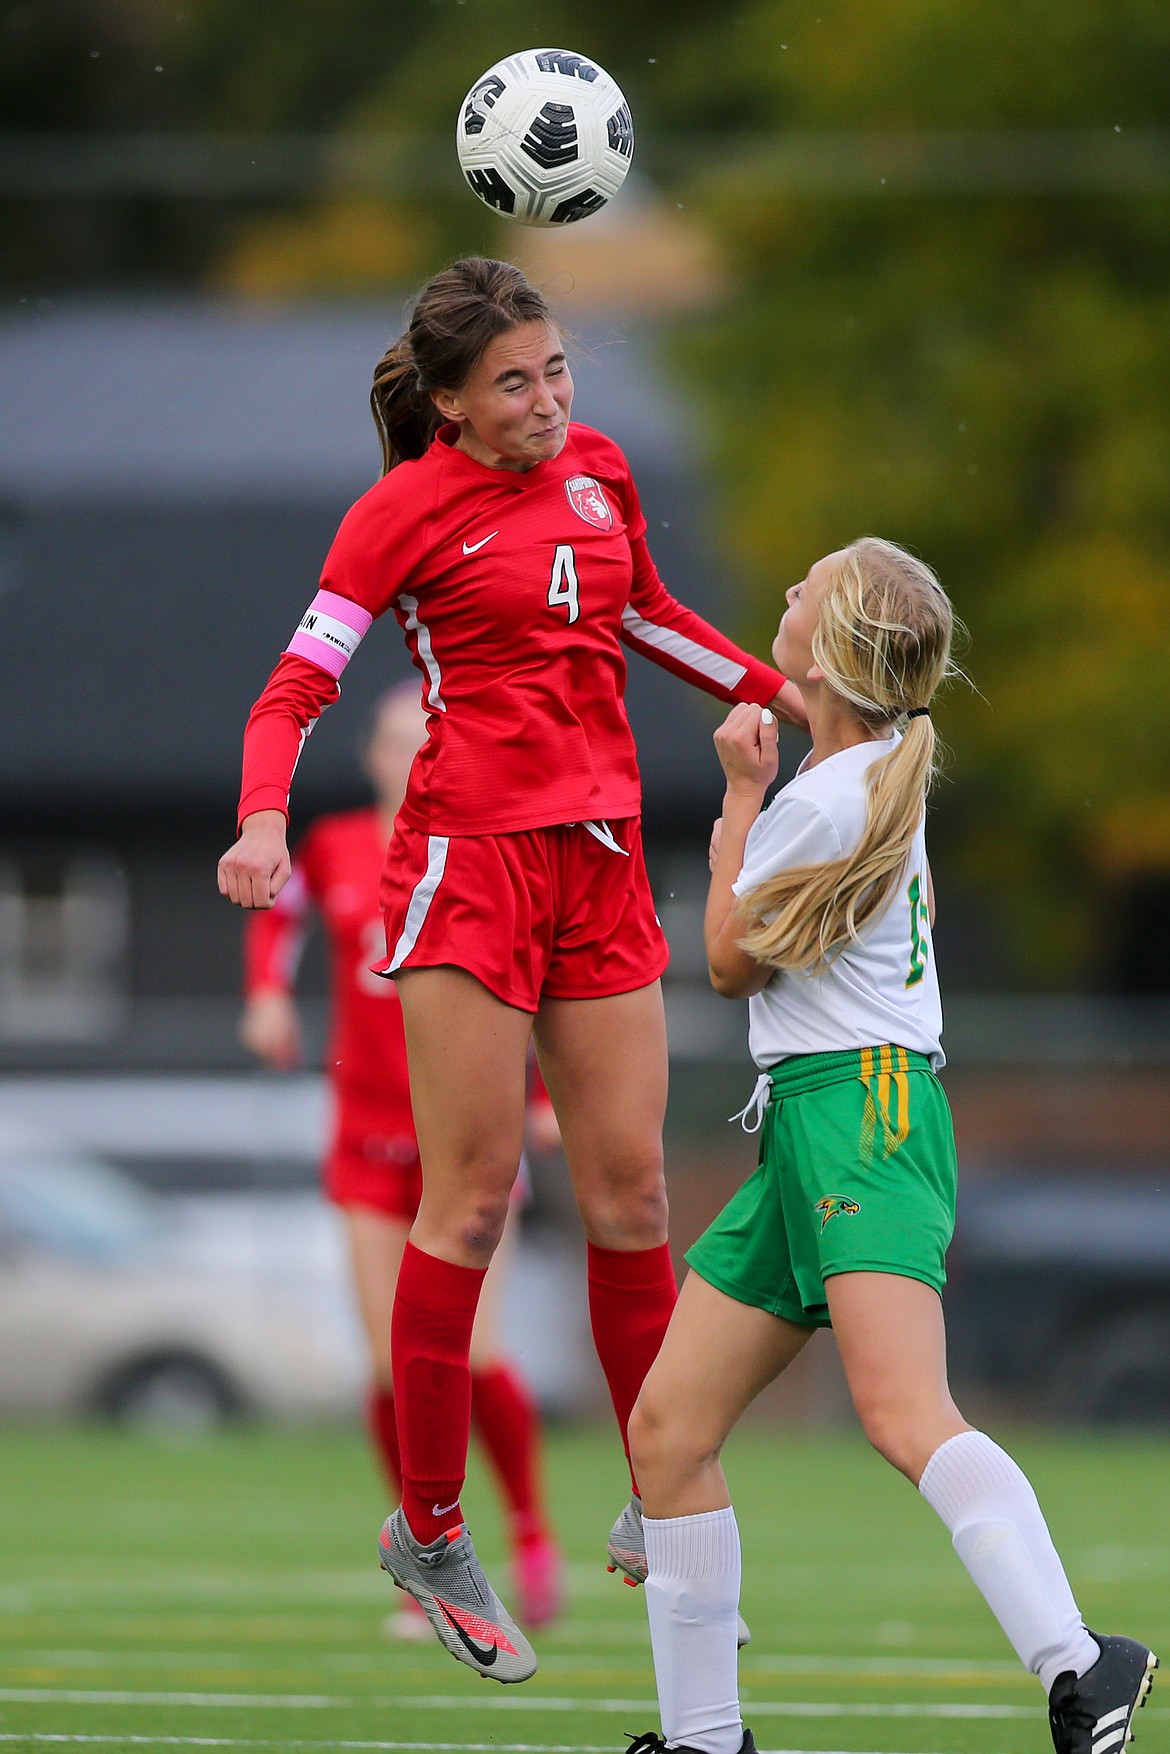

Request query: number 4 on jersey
[{"left": 547, "top": 545, "right": 579, "bottom": 624}]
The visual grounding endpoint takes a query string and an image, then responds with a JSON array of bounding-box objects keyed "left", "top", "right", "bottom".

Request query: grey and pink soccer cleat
[{"left": 378, "top": 1508, "right": 537, "bottom": 1684}]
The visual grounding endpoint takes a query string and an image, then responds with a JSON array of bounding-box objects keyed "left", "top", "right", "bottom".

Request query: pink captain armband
[{"left": 283, "top": 589, "right": 374, "bottom": 680}]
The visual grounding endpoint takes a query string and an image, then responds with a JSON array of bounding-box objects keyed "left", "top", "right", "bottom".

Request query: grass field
[{"left": 1, "top": 1422, "right": 1167, "bottom": 1754}]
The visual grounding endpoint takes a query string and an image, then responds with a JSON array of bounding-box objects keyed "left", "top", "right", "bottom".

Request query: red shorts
[
  {"left": 376, "top": 817, "right": 669, "bottom": 1012},
  {"left": 323, "top": 1089, "right": 531, "bottom": 1219},
  {"left": 323, "top": 1088, "right": 423, "bottom": 1219}
]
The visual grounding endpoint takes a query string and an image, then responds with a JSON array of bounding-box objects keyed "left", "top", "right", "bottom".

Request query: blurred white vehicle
[{"left": 0, "top": 1118, "right": 365, "bottom": 1428}]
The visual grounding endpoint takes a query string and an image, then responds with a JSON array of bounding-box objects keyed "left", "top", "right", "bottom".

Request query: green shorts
[{"left": 686, "top": 1046, "right": 958, "bottom": 1328}]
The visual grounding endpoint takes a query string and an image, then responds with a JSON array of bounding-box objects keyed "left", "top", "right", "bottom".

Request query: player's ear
[{"left": 430, "top": 386, "right": 464, "bottom": 423}]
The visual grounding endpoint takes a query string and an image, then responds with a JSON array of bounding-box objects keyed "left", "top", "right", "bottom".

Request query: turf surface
[{"left": 0, "top": 1422, "right": 1166, "bottom": 1754}]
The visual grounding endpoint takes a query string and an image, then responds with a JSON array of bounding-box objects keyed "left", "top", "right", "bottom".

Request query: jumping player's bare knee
[
  {"left": 452, "top": 1192, "right": 511, "bottom": 1262},
  {"left": 415, "top": 1181, "right": 513, "bottom": 1267},
  {"left": 577, "top": 1154, "right": 668, "bottom": 1250}
]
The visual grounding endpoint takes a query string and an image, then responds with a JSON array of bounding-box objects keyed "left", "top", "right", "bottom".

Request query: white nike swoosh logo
[
  {"left": 462, "top": 531, "right": 499, "bottom": 555},
  {"left": 432, "top": 1498, "right": 461, "bottom": 1517}
]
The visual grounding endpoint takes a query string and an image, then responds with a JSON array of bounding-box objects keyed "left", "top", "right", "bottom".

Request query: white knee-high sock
[
  {"left": 919, "top": 1431, "right": 1100, "bottom": 1695},
  {"left": 643, "top": 1507, "right": 743, "bottom": 1754}
]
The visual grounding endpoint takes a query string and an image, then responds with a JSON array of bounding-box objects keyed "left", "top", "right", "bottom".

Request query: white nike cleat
[{"left": 378, "top": 1508, "right": 537, "bottom": 1684}]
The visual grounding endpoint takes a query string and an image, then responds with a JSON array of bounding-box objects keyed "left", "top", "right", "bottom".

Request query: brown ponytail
[
  {"left": 370, "top": 335, "right": 440, "bottom": 474},
  {"left": 371, "top": 256, "right": 554, "bottom": 473}
]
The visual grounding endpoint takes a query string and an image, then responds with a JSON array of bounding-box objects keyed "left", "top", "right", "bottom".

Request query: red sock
[
  {"left": 391, "top": 1240, "right": 486, "bottom": 1544},
  {"left": 586, "top": 1240, "right": 677, "bottom": 1494},
  {"left": 366, "top": 1385, "right": 402, "bottom": 1501},
  {"left": 472, "top": 1361, "right": 548, "bottom": 1548}
]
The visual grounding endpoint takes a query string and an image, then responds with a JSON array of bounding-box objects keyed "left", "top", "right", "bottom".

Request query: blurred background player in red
[{"left": 239, "top": 681, "right": 563, "bottom": 1636}]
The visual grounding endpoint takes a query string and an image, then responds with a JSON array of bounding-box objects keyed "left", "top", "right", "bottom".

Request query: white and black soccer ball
[{"left": 456, "top": 48, "right": 634, "bottom": 227}]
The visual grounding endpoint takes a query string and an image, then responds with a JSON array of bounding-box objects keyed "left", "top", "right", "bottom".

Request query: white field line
[
  {"left": 402, "top": 1698, "right": 1043, "bottom": 1720},
  {"left": 0, "top": 1740, "right": 612, "bottom": 1751},
  {"left": 0, "top": 1739, "right": 961, "bottom": 1754},
  {"left": 0, "top": 1741, "right": 619, "bottom": 1752},
  {"left": 0, "top": 1685, "right": 1059, "bottom": 1719},
  {"left": 0, "top": 1648, "right": 1027, "bottom": 1682},
  {"left": 404, "top": 1699, "right": 1169, "bottom": 1722},
  {"left": 0, "top": 1573, "right": 386, "bottom": 1609},
  {"left": 538, "top": 1654, "right": 1027, "bottom": 1682},
  {"left": 4, "top": 1558, "right": 1017, "bottom": 1611},
  {"left": 542, "top": 1623, "right": 650, "bottom": 1644}
]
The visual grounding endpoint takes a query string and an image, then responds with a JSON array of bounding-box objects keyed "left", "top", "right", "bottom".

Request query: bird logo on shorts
[{"left": 815, "top": 1195, "right": 861, "bottom": 1231}]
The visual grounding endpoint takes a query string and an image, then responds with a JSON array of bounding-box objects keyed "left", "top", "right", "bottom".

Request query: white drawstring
[
  {"left": 729, "top": 1072, "right": 771, "bottom": 1134},
  {"left": 581, "top": 820, "right": 629, "bottom": 857}
]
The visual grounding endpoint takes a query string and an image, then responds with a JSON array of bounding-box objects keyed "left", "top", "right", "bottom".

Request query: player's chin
[{"left": 529, "top": 424, "right": 568, "bottom": 460}]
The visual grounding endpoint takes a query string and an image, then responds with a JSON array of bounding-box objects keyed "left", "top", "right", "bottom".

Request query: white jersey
[{"left": 731, "top": 734, "right": 944, "bottom": 1070}]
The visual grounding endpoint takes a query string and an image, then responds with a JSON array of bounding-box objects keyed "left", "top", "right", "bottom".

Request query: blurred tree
[
  {"left": 4, "top": 0, "right": 1170, "bottom": 984},
  {"left": 647, "top": 0, "right": 1170, "bottom": 985}
]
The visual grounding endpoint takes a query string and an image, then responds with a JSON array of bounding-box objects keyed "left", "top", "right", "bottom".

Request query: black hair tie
[{"left": 906, "top": 706, "right": 931, "bottom": 719}]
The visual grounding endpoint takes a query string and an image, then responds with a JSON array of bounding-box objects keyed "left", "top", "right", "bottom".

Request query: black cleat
[
  {"left": 624, "top": 1732, "right": 756, "bottom": 1754},
  {"left": 1048, "top": 1632, "right": 1157, "bottom": 1754}
]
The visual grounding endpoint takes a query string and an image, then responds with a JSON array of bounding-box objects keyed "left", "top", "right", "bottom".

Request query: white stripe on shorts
[{"left": 388, "top": 836, "right": 450, "bottom": 972}]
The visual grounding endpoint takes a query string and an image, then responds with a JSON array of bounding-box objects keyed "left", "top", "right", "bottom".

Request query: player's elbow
[
  {"left": 707, "top": 956, "right": 761, "bottom": 1000},
  {"left": 707, "top": 962, "right": 740, "bottom": 998}
]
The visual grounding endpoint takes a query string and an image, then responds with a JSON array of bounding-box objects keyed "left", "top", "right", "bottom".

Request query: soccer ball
[{"left": 456, "top": 48, "right": 634, "bottom": 227}]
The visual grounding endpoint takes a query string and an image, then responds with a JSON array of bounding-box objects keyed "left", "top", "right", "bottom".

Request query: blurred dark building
[{"left": 0, "top": 298, "right": 766, "bottom": 1067}]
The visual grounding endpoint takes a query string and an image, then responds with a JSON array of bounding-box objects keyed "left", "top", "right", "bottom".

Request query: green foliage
[
  {"left": 653, "top": 3, "right": 1170, "bottom": 982},
  {"left": 6, "top": 0, "right": 1170, "bottom": 980}
]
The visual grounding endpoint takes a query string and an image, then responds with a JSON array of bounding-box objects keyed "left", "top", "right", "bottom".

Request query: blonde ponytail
[{"left": 739, "top": 538, "right": 955, "bottom": 974}]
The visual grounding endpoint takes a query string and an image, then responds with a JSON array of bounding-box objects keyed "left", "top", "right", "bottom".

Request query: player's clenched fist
[
  {"left": 713, "top": 703, "right": 780, "bottom": 796},
  {"left": 218, "top": 809, "right": 292, "bottom": 910}
]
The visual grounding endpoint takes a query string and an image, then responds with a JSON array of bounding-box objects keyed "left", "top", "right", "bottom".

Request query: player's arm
[
  {"left": 704, "top": 704, "right": 779, "bottom": 1000},
  {"left": 218, "top": 654, "right": 337, "bottom": 910},
  {"left": 240, "top": 859, "right": 313, "bottom": 1069},
  {"left": 927, "top": 861, "right": 936, "bottom": 926},
  {"left": 219, "top": 491, "right": 400, "bottom": 910},
  {"left": 770, "top": 677, "right": 808, "bottom": 729},
  {"left": 622, "top": 533, "right": 807, "bottom": 729}
]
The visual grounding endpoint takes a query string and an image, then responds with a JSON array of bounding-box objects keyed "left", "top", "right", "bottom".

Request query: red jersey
[
  {"left": 244, "top": 807, "right": 411, "bottom": 1115},
  {"left": 238, "top": 422, "right": 784, "bottom": 835}
]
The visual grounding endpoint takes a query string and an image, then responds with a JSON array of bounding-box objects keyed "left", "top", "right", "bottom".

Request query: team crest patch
[
  {"left": 565, "top": 474, "right": 613, "bottom": 530},
  {"left": 815, "top": 1195, "right": 861, "bottom": 1231}
]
